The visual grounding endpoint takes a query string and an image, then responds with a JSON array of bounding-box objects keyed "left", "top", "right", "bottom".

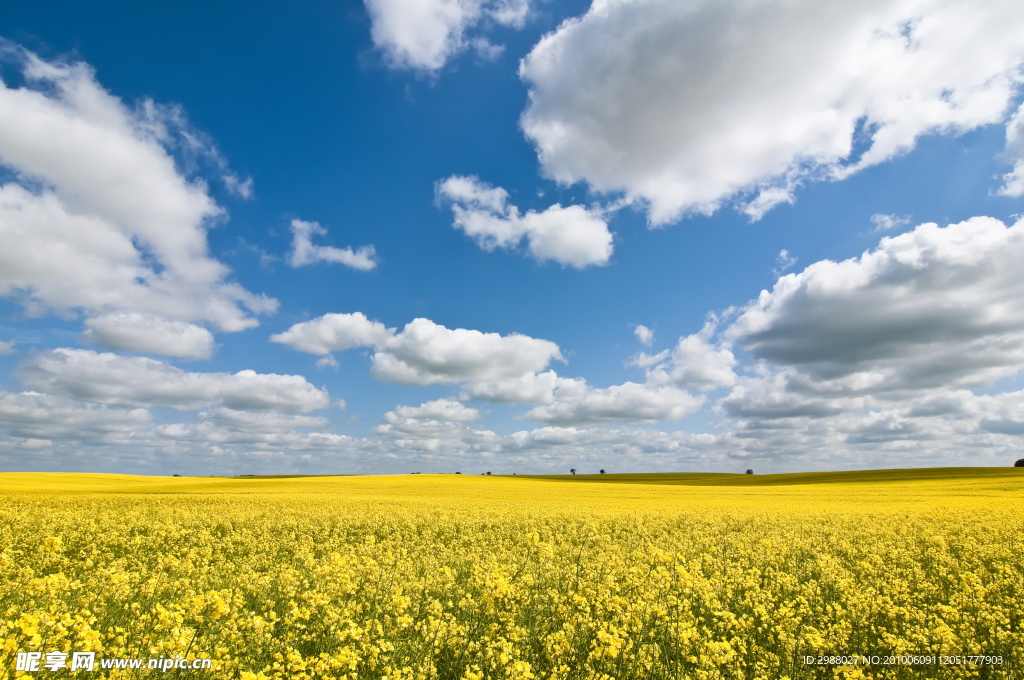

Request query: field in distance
[{"left": 516, "top": 465, "right": 1023, "bottom": 486}]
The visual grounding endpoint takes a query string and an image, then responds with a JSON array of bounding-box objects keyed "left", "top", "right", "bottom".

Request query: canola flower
[{"left": 1, "top": 471, "right": 1022, "bottom": 679}]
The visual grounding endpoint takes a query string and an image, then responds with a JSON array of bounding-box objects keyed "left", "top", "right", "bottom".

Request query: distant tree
[
  {"left": 1015, "top": 459, "right": 1024, "bottom": 467},
  {"left": 455, "top": 472, "right": 461, "bottom": 474},
  {"left": 600, "top": 469, "right": 606, "bottom": 474},
  {"left": 746, "top": 469, "right": 754, "bottom": 475},
  {"left": 486, "top": 471, "right": 491, "bottom": 475},
  {"left": 570, "top": 468, "right": 576, "bottom": 475},
  {"left": 172, "top": 474, "right": 181, "bottom": 477}
]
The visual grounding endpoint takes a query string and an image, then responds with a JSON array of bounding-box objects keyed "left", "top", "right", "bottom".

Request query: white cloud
[
  {"left": 0, "top": 339, "right": 14, "bottom": 355},
  {"left": 0, "top": 390, "right": 151, "bottom": 442},
  {"left": 222, "top": 174, "right": 254, "bottom": 200},
  {"left": 523, "top": 380, "right": 703, "bottom": 426},
  {"left": 364, "top": 0, "right": 530, "bottom": 72},
  {"left": 394, "top": 398, "right": 481, "bottom": 421},
  {"left": 371, "top": 317, "right": 564, "bottom": 386},
  {"left": 773, "top": 249, "right": 797, "bottom": 277},
  {"left": 270, "top": 312, "right": 395, "bottom": 355},
  {"left": 519, "top": 0, "right": 1024, "bottom": 224},
  {"left": 629, "top": 349, "right": 669, "bottom": 369},
  {"left": 81, "top": 313, "right": 215, "bottom": 360},
  {"left": 287, "top": 219, "right": 377, "bottom": 271},
  {"left": 16, "top": 349, "right": 330, "bottom": 412},
  {"left": 727, "top": 216, "right": 1024, "bottom": 393},
  {"left": 718, "top": 371, "right": 867, "bottom": 421},
  {"left": 870, "top": 213, "right": 911, "bottom": 232},
  {"left": 502, "top": 424, "right": 718, "bottom": 459},
  {"left": 315, "top": 355, "right": 340, "bottom": 370},
  {"left": 199, "top": 408, "right": 330, "bottom": 434},
  {"left": 698, "top": 214, "right": 1024, "bottom": 465},
  {"left": 643, "top": 320, "right": 737, "bottom": 391},
  {"left": 633, "top": 324, "right": 654, "bottom": 346},
  {"left": 436, "top": 175, "right": 613, "bottom": 268},
  {"left": 460, "top": 370, "right": 585, "bottom": 403},
  {"left": 275, "top": 313, "right": 564, "bottom": 387},
  {"left": 0, "top": 48, "right": 276, "bottom": 339},
  {"left": 997, "top": 101, "right": 1024, "bottom": 197}
]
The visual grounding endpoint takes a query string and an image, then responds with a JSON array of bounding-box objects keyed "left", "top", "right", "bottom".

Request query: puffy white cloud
[
  {"left": 270, "top": 312, "right": 395, "bottom": 355},
  {"left": 718, "top": 371, "right": 867, "bottom": 421},
  {"left": 16, "top": 349, "right": 330, "bottom": 412},
  {"left": 0, "top": 339, "right": 14, "bottom": 355},
  {"left": 394, "top": 398, "right": 481, "bottom": 421},
  {"left": 371, "top": 409, "right": 499, "bottom": 456},
  {"left": 633, "top": 324, "right": 654, "bottom": 346},
  {"left": 727, "top": 216, "right": 1024, "bottom": 392},
  {"left": 364, "top": 0, "right": 530, "bottom": 71},
  {"left": 643, "top": 320, "right": 737, "bottom": 391},
  {"left": 523, "top": 380, "right": 703, "bottom": 426},
  {"left": 519, "top": 0, "right": 1024, "bottom": 224},
  {"left": 287, "top": 219, "right": 377, "bottom": 271},
  {"left": 316, "top": 355, "right": 340, "bottom": 370},
  {"left": 0, "top": 49, "right": 276, "bottom": 334},
  {"left": 436, "top": 175, "right": 613, "bottom": 268},
  {"left": 997, "top": 101, "right": 1024, "bottom": 197},
  {"left": 503, "top": 424, "right": 718, "bottom": 459},
  {"left": 460, "top": 370, "right": 584, "bottom": 403},
  {"left": 693, "top": 215, "right": 1024, "bottom": 466},
  {"left": 199, "top": 408, "right": 330, "bottom": 434},
  {"left": 0, "top": 390, "right": 151, "bottom": 442},
  {"left": 371, "top": 318, "right": 564, "bottom": 386},
  {"left": 81, "top": 313, "right": 215, "bottom": 360},
  {"left": 275, "top": 313, "right": 565, "bottom": 387}
]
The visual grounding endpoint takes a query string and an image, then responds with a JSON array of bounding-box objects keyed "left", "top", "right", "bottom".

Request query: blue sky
[{"left": 2, "top": 0, "right": 1024, "bottom": 475}]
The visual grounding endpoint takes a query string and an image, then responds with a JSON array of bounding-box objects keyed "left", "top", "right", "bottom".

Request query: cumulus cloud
[
  {"left": 718, "top": 371, "right": 867, "bottom": 421},
  {"left": 727, "top": 216, "right": 1024, "bottom": 392},
  {"left": 0, "top": 47, "right": 276, "bottom": 347},
  {"left": 287, "top": 219, "right": 377, "bottom": 271},
  {"left": 371, "top": 317, "right": 564, "bottom": 386},
  {"left": 81, "top": 313, "right": 215, "bottom": 360},
  {"left": 364, "top": 0, "right": 530, "bottom": 72},
  {"left": 460, "top": 370, "right": 584, "bottom": 404},
  {"left": 315, "top": 355, "right": 340, "bottom": 370},
  {"left": 698, "top": 214, "right": 1024, "bottom": 463},
  {"left": 5, "top": 378, "right": 1023, "bottom": 474},
  {"left": 436, "top": 175, "right": 613, "bottom": 268},
  {"left": 199, "top": 408, "right": 330, "bottom": 434},
  {"left": 275, "top": 313, "right": 564, "bottom": 388},
  {"left": 0, "top": 340, "right": 14, "bottom": 355},
  {"left": 394, "top": 398, "right": 481, "bottom": 421},
  {"left": 642, "top": 320, "right": 737, "bottom": 391},
  {"left": 270, "top": 312, "right": 395, "bottom": 355},
  {"left": 519, "top": 0, "right": 1024, "bottom": 224},
  {"left": 633, "top": 324, "right": 654, "bottom": 346},
  {"left": 16, "top": 349, "right": 330, "bottom": 412},
  {"left": 0, "top": 390, "right": 151, "bottom": 442},
  {"left": 997, "top": 101, "right": 1024, "bottom": 197},
  {"left": 523, "top": 380, "right": 703, "bottom": 426}
]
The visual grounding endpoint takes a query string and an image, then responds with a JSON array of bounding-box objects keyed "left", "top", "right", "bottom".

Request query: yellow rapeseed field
[{"left": 1, "top": 470, "right": 1022, "bottom": 679}]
